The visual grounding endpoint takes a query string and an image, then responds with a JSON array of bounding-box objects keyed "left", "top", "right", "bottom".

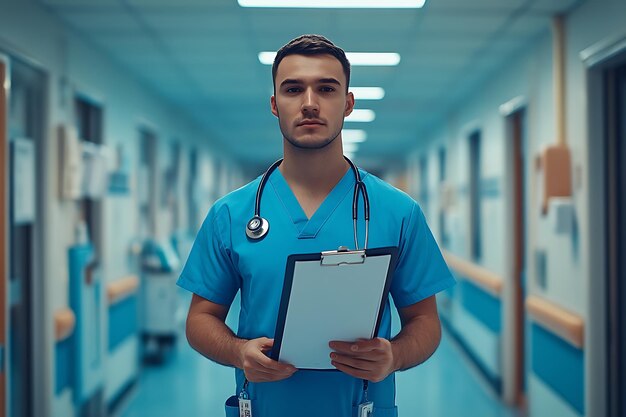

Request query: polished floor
[{"left": 121, "top": 293, "right": 520, "bottom": 417}]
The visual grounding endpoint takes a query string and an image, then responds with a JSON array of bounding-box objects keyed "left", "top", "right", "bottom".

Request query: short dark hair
[{"left": 272, "top": 34, "right": 351, "bottom": 93}]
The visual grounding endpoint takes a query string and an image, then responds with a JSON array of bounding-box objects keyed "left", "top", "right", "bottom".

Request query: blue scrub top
[{"left": 178, "top": 168, "right": 455, "bottom": 417}]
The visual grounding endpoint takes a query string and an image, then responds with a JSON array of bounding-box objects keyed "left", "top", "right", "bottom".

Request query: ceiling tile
[
  {"left": 58, "top": 9, "right": 140, "bottom": 34},
  {"left": 128, "top": 0, "right": 237, "bottom": 9},
  {"left": 139, "top": 11, "right": 246, "bottom": 35},
  {"left": 425, "top": 0, "right": 526, "bottom": 13},
  {"left": 91, "top": 34, "right": 160, "bottom": 57},
  {"left": 505, "top": 14, "right": 551, "bottom": 36},
  {"left": 417, "top": 13, "right": 509, "bottom": 37},
  {"left": 40, "top": 0, "right": 119, "bottom": 6},
  {"left": 527, "top": 0, "right": 582, "bottom": 14}
]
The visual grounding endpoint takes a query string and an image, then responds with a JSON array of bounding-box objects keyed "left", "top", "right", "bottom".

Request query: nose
[{"left": 301, "top": 87, "right": 319, "bottom": 114}]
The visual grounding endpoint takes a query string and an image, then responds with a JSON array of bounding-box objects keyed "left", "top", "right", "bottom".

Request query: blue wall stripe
[
  {"left": 531, "top": 323, "right": 585, "bottom": 414},
  {"left": 55, "top": 337, "right": 73, "bottom": 395},
  {"left": 459, "top": 279, "right": 501, "bottom": 333},
  {"left": 109, "top": 295, "right": 138, "bottom": 351}
]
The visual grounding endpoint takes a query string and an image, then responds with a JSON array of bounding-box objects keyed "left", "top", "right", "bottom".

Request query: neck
[{"left": 279, "top": 138, "right": 350, "bottom": 195}]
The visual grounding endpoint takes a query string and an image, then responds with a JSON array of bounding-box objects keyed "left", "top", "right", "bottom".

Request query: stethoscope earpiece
[{"left": 246, "top": 215, "right": 269, "bottom": 240}]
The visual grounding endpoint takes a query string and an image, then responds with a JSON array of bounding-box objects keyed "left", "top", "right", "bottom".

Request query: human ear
[
  {"left": 344, "top": 92, "right": 355, "bottom": 117},
  {"left": 270, "top": 95, "right": 279, "bottom": 118}
]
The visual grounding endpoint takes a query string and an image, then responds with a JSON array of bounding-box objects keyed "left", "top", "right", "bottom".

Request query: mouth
[{"left": 297, "top": 119, "right": 325, "bottom": 127}]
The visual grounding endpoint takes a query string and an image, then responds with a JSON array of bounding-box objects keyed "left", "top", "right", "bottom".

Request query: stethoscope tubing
[{"left": 247, "top": 156, "right": 370, "bottom": 249}]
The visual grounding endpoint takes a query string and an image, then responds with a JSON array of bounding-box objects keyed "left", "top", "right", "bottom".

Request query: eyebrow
[{"left": 279, "top": 78, "right": 342, "bottom": 88}]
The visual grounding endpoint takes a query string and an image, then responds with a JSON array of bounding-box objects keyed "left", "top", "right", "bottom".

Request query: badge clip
[{"left": 238, "top": 380, "right": 252, "bottom": 417}]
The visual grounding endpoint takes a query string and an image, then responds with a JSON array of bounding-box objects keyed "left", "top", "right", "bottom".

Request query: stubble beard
[{"left": 279, "top": 119, "right": 344, "bottom": 150}]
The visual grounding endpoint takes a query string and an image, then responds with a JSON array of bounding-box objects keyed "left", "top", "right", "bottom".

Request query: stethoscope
[{"left": 245, "top": 156, "right": 370, "bottom": 250}]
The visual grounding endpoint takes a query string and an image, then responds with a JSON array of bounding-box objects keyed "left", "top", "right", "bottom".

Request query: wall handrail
[
  {"left": 107, "top": 275, "right": 140, "bottom": 305},
  {"left": 54, "top": 308, "right": 76, "bottom": 342},
  {"left": 526, "top": 295, "right": 584, "bottom": 349},
  {"left": 442, "top": 251, "right": 503, "bottom": 297}
]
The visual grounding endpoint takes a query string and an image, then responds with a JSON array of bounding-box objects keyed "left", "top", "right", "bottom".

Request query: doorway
[
  {"left": 437, "top": 147, "right": 448, "bottom": 248},
  {"left": 1, "top": 54, "right": 9, "bottom": 417},
  {"left": 418, "top": 155, "right": 429, "bottom": 220},
  {"left": 75, "top": 95, "right": 104, "bottom": 256},
  {"left": 74, "top": 93, "right": 106, "bottom": 417},
  {"left": 138, "top": 128, "right": 157, "bottom": 239},
  {"left": 2, "top": 53, "right": 47, "bottom": 417},
  {"left": 468, "top": 130, "right": 482, "bottom": 262},
  {"left": 509, "top": 108, "right": 528, "bottom": 409},
  {"left": 605, "top": 61, "right": 626, "bottom": 417},
  {"left": 187, "top": 148, "right": 199, "bottom": 233}
]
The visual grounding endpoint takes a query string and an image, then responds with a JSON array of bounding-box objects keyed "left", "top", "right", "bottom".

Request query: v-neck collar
[{"left": 269, "top": 167, "right": 355, "bottom": 239}]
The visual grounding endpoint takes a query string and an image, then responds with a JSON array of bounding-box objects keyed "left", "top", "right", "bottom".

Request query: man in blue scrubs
[{"left": 178, "top": 35, "right": 455, "bottom": 417}]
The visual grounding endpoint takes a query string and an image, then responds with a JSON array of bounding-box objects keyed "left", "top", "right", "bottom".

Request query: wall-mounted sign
[{"left": 11, "top": 137, "right": 36, "bottom": 225}]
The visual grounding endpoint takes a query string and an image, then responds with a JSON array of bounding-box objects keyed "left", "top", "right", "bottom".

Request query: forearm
[
  {"left": 390, "top": 313, "right": 442, "bottom": 372},
  {"left": 186, "top": 312, "right": 246, "bottom": 369}
]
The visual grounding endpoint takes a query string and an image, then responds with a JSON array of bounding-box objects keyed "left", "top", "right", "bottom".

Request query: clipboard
[{"left": 270, "top": 246, "right": 398, "bottom": 370}]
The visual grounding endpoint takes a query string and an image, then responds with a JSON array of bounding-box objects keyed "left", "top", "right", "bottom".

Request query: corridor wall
[
  {"left": 0, "top": 1, "right": 244, "bottom": 416},
  {"left": 407, "top": 1, "right": 626, "bottom": 416}
]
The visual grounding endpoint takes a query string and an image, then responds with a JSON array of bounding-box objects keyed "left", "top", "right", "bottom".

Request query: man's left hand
[{"left": 328, "top": 338, "right": 396, "bottom": 383}]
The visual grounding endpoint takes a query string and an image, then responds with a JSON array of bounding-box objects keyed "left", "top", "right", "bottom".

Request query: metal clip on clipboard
[{"left": 320, "top": 246, "right": 366, "bottom": 266}]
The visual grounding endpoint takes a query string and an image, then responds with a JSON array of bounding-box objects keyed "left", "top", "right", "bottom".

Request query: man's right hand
[{"left": 238, "top": 337, "right": 298, "bottom": 383}]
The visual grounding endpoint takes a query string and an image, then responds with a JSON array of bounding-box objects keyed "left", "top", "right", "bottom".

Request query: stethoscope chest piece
[{"left": 246, "top": 215, "right": 269, "bottom": 240}]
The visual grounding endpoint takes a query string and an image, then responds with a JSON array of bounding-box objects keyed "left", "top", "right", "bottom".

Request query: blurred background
[{"left": 0, "top": 0, "right": 624, "bottom": 416}]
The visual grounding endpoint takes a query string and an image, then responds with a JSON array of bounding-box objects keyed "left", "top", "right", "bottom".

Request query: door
[
  {"left": 75, "top": 95, "right": 104, "bottom": 255},
  {"left": 438, "top": 147, "right": 447, "bottom": 247},
  {"left": 138, "top": 128, "right": 157, "bottom": 239},
  {"left": 187, "top": 148, "right": 198, "bottom": 232},
  {"left": 6, "top": 55, "right": 46, "bottom": 417},
  {"left": 468, "top": 131, "right": 482, "bottom": 262},
  {"left": 418, "top": 155, "right": 429, "bottom": 220},
  {"left": 1, "top": 54, "right": 9, "bottom": 417},
  {"left": 606, "top": 62, "right": 626, "bottom": 417},
  {"left": 510, "top": 108, "right": 528, "bottom": 408},
  {"left": 74, "top": 95, "right": 106, "bottom": 417}
]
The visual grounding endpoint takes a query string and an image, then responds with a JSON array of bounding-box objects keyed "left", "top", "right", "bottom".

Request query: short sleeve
[
  {"left": 390, "top": 202, "right": 456, "bottom": 308},
  {"left": 177, "top": 205, "right": 241, "bottom": 306}
]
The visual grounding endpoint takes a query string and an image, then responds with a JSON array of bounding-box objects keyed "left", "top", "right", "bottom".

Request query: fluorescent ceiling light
[
  {"left": 346, "top": 109, "right": 375, "bottom": 123},
  {"left": 240, "top": 0, "right": 425, "bottom": 8},
  {"left": 258, "top": 52, "right": 400, "bottom": 66},
  {"left": 342, "top": 129, "right": 367, "bottom": 143},
  {"left": 351, "top": 87, "right": 385, "bottom": 100},
  {"left": 348, "top": 53, "right": 400, "bottom": 66},
  {"left": 258, "top": 52, "right": 277, "bottom": 65},
  {"left": 241, "top": 0, "right": 426, "bottom": 7}
]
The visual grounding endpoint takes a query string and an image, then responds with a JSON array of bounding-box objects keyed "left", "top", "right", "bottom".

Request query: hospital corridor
[{"left": 0, "top": 0, "right": 625, "bottom": 416}]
